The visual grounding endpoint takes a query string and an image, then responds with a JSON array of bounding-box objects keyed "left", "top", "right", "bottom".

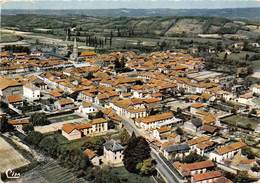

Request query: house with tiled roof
[
  {"left": 187, "top": 136, "right": 210, "bottom": 152},
  {"left": 83, "top": 148, "right": 101, "bottom": 166},
  {"left": 0, "top": 77, "right": 23, "bottom": 102},
  {"left": 6, "top": 95, "right": 23, "bottom": 106},
  {"left": 110, "top": 98, "right": 147, "bottom": 119},
  {"left": 209, "top": 142, "right": 246, "bottom": 163},
  {"left": 152, "top": 126, "right": 180, "bottom": 143},
  {"left": 62, "top": 118, "right": 108, "bottom": 140},
  {"left": 77, "top": 102, "right": 98, "bottom": 117},
  {"left": 135, "top": 112, "right": 181, "bottom": 130},
  {"left": 190, "top": 103, "right": 207, "bottom": 115},
  {"left": 195, "top": 140, "right": 216, "bottom": 156},
  {"left": 173, "top": 160, "right": 215, "bottom": 177},
  {"left": 62, "top": 123, "right": 88, "bottom": 140},
  {"left": 191, "top": 171, "right": 222, "bottom": 183}
]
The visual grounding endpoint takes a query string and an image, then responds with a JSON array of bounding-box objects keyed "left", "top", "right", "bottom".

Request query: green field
[
  {"left": 222, "top": 115, "right": 260, "bottom": 130},
  {"left": 108, "top": 167, "right": 154, "bottom": 183},
  {"left": 0, "top": 32, "right": 19, "bottom": 43}
]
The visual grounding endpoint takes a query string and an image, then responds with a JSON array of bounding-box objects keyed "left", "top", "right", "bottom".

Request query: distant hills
[{"left": 2, "top": 8, "right": 260, "bottom": 22}]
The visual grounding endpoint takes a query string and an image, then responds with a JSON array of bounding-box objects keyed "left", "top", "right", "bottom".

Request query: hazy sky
[{"left": 1, "top": 0, "right": 260, "bottom": 9}]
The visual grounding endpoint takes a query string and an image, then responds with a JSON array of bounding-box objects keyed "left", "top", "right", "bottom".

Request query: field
[
  {"left": 217, "top": 51, "right": 256, "bottom": 61},
  {"left": 0, "top": 32, "right": 19, "bottom": 43},
  {"left": 221, "top": 115, "right": 260, "bottom": 130},
  {"left": 0, "top": 136, "right": 30, "bottom": 172},
  {"left": 12, "top": 161, "right": 78, "bottom": 183},
  {"left": 108, "top": 167, "right": 154, "bottom": 183}
]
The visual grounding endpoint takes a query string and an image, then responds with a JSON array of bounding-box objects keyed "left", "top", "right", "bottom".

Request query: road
[{"left": 93, "top": 103, "right": 185, "bottom": 183}]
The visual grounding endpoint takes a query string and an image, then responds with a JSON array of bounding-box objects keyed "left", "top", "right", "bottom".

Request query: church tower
[{"left": 70, "top": 37, "right": 78, "bottom": 61}]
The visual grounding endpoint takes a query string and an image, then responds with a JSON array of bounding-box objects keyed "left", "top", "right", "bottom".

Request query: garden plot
[{"left": 0, "top": 136, "right": 29, "bottom": 172}]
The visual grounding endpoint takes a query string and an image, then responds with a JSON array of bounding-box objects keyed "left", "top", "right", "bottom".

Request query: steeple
[{"left": 70, "top": 37, "right": 78, "bottom": 61}]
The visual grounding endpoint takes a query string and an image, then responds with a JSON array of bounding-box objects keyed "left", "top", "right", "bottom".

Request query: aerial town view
[{"left": 0, "top": 0, "right": 260, "bottom": 183}]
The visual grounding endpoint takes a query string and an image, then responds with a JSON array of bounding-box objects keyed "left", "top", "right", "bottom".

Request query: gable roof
[
  {"left": 178, "top": 160, "right": 215, "bottom": 172},
  {"left": 136, "top": 112, "right": 173, "bottom": 124},
  {"left": 187, "top": 136, "right": 209, "bottom": 146},
  {"left": 192, "top": 171, "right": 222, "bottom": 182},
  {"left": 83, "top": 149, "right": 96, "bottom": 159},
  {"left": 216, "top": 142, "right": 246, "bottom": 155},
  {"left": 62, "top": 123, "right": 91, "bottom": 134},
  {"left": 7, "top": 95, "right": 22, "bottom": 103},
  {"left": 0, "top": 77, "right": 22, "bottom": 91}
]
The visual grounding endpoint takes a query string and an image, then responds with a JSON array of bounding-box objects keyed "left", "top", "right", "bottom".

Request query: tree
[
  {"left": 22, "top": 124, "right": 34, "bottom": 134},
  {"left": 0, "top": 115, "right": 14, "bottom": 133},
  {"left": 175, "top": 127, "right": 184, "bottom": 136},
  {"left": 83, "top": 136, "right": 106, "bottom": 156},
  {"left": 25, "top": 131, "right": 44, "bottom": 146},
  {"left": 236, "top": 172, "right": 255, "bottom": 183},
  {"left": 119, "top": 129, "right": 130, "bottom": 145},
  {"left": 94, "top": 111, "right": 104, "bottom": 119},
  {"left": 30, "top": 113, "right": 50, "bottom": 126},
  {"left": 242, "top": 147, "right": 255, "bottom": 159},
  {"left": 182, "top": 152, "right": 206, "bottom": 163},
  {"left": 136, "top": 158, "right": 156, "bottom": 176},
  {"left": 123, "top": 133, "right": 151, "bottom": 173}
]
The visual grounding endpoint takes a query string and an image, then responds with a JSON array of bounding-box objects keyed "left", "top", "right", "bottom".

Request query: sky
[{"left": 1, "top": 0, "right": 260, "bottom": 9}]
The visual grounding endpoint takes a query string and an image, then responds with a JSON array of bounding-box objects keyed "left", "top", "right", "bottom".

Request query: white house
[
  {"left": 102, "top": 139, "right": 124, "bottom": 167},
  {"left": 209, "top": 142, "right": 246, "bottom": 163},
  {"left": 23, "top": 83, "right": 41, "bottom": 101},
  {"left": 77, "top": 101, "right": 98, "bottom": 117},
  {"left": 110, "top": 98, "right": 147, "bottom": 119},
  {"left": 136, "top": 112, "right": 181, "bottom": 130},
  {"left": 62, "top": 123, "right": 86, "bottom": 140},
  {"left": 62, "top": 118, "right": 108, "bottom": 140},
  {"left": 173, "top": 160, "right": 215, "bottom": 177}
]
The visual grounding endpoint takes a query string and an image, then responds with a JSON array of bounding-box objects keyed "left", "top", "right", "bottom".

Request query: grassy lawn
[
  {"left": 109, "top": 167, "right": 154, "bottom": 183},
  {"left": 45, "top": 133, "right": 104, "bottom": 150},
  {"left": 221, "top": 115, "right": 260, "bottom": 130}
]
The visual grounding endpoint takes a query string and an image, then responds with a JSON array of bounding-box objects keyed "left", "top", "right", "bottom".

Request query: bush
[{"left": 182, "top": 152, "right": 206, "bottom": 163}]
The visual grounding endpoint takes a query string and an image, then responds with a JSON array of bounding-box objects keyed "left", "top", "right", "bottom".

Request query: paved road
[{"left": 93, "top": 103, "right": 185, "bottom": 183}]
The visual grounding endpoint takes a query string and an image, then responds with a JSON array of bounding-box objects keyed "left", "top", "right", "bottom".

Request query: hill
[{"left": 2, "top": 8, "right": 260, "bottom": 21}]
